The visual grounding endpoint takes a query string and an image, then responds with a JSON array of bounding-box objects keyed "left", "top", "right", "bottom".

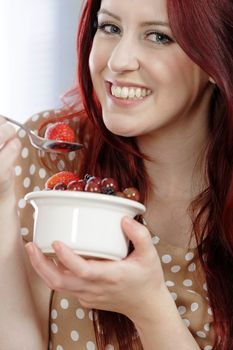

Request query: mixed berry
[{"left": 44, "top": 171, "right": 140, "bottom": 202}]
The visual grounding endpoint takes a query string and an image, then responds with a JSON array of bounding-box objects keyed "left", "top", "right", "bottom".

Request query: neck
[{"left": 138, "top": 110, "right": 209, "bottom": 203}]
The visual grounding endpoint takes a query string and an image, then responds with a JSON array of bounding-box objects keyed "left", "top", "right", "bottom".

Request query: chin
[
  {"left": 103, "top": 119, "right": 136, "bottom": 137},
  {"left": 102, "top": 112, "right": 138, "bottom": 138}
]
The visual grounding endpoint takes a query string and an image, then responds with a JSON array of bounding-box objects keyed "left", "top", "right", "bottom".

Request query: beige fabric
[{"left": 15, "top": 110, "right": 215, "bottom": 350}]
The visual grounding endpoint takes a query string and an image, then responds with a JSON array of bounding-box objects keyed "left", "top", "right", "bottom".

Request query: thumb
[{"left": 121, "top": 216, "right": 153, "bottom": 256}]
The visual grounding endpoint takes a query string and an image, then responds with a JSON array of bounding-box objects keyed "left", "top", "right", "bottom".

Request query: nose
[{"left": 108, "top": 37, "right": 140, "bottom": 73}]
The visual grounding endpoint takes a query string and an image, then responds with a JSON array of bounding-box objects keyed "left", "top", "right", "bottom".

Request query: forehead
[{"left": 99, "top": 0, "right": 168, "bottom": 22}]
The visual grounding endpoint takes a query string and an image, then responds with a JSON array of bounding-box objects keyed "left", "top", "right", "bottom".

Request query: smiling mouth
[{"left": 110, "top": 84, "right": 152, "bottom": 100}]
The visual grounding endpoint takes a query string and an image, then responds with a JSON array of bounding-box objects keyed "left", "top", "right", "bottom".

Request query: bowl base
[{"left": 43, "top": 248, "right": 124, "bottom": 261}]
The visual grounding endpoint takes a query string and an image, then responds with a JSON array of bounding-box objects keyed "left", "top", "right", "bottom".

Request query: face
[{"left": 89, "top": 0, "right": 212, "bottom": 138}]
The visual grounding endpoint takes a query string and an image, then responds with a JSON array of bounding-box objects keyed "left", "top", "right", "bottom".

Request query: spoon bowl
[{"left": 1, "top": 115, "right": 84, "bottom": 153}]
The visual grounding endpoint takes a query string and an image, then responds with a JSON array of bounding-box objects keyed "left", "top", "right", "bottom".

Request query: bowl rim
[{"left": 24, "top": 190, "right": 146, "bottom": 213}]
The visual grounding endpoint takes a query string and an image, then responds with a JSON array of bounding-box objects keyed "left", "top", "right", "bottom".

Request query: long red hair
[{"left": 40, "top": 0, "right": 233, "bottom": 348}]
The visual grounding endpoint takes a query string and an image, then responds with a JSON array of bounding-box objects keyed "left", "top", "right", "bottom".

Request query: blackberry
[{"left": 101, "top": 186, "right": 115, "bottom": 195}]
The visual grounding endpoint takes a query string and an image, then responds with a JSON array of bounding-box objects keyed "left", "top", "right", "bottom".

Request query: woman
[{"left": 1, "top": 0, "right": 233, "bottom": 349}]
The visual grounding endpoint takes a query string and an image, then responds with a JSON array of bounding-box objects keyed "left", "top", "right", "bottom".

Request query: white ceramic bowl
[{"left": 24, "top": 191, "right": 146, "bottom": 260}]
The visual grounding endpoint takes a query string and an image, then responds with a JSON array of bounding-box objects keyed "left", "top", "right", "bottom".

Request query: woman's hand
[
  {"left": 25, "top": 216, "right": 169, "bottom": 323},
  {"left": 0, "top": 116, "right": 21, "bottom": 196}
]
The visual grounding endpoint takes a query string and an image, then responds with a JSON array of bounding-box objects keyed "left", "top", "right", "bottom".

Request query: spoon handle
[{"left": 1, "top": 115, "right": 29, "bottom": 132}]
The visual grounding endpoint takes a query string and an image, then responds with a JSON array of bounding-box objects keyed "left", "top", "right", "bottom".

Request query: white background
[{"left": 0, "top": 0, "right": 82, "bottom": 122}]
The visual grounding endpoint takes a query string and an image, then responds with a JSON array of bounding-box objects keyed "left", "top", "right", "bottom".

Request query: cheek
[{"left": 89, "top": 38, "right": 110, "bottom": 78}]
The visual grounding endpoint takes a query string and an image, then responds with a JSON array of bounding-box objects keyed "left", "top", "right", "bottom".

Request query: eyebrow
[{"left": 97, "top": 9, "right": 170, "bottom": 28}]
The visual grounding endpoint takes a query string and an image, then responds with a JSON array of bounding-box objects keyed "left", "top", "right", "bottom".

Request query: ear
[{"left": 209, "top": 77, "right": 216, "bottom": 84}]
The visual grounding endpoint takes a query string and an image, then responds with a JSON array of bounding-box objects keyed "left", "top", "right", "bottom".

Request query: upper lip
[{"left": 107, "top": 80, "right": 151, "bottom": 90}]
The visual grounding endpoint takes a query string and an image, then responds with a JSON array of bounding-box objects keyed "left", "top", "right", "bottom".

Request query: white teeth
[{"left": 111, "top": 85, "right": 151, "bottom": 99}]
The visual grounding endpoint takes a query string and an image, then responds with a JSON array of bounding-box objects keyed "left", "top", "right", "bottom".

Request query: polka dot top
[{"left": 15, "top": 110, "right": 215, "bottom": 350}]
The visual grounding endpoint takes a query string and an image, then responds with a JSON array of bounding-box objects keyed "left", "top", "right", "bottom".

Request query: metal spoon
[{"left": 1, "top": 115, "right": 84, "bottom": 153}]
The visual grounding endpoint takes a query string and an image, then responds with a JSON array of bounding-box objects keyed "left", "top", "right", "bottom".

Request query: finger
[
  {"left": 25, "top": 243, "right": 84, "bottom": 292},
  {"left": 0, "top": 137, "right": 21, "bottom": 168},
  {"left": 52, "top": 241, "right": 121, "bottom": 282},
  {"left": 121, "top": 216, "right": 154, "bottom": 257},
  {"left": 0, "top": 123, "right": 17, "bottom": 146},
  {"left": 0, "top": 138, "right": 21, "bottom": 192}
]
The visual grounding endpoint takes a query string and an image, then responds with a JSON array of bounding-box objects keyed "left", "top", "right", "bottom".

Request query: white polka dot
[
  {"left": 50, "top": 153, "right": 57, "bottom": 161},
  {"left": 196, "top": 331, "right": 206, "bottom": 338},
  {"left": 23, "top": 177, "right": 31, "bottom": 188},
  {"left": 86, "top": 341, "right": 96, "bottom": 350},
  {"left": 76, "top": 308, "right": 85, "bottom": 319},
  {"left": 57, "top": 160, "right": 65, "bottom": 171},
  {"left": 88, "top": 310, "right": 97, "bottom": 321},
  {"left": 18, "top": 198, "right": 26, "bottom": 209},
  {"left": 32, "top": 114, "right": 39, "bottom": 121},
  {"left": 165, "top": 280, "right": 175, "bottom": 287},
  {"left": 188, "top": 262, "right": 196, "bottom": 272},
  {"left": 208, "top": 307, "right": 213, "bottom": 316},
  {"left": 51, "top": 323, "right": 58, "bottom": 334},
  {"left": 204, "top": 323, "right": 210, "bottom": 332},
  {"left": 185, "top": 252, "right": 194, "bottom": 261},
  {"left": 51, "top": 309, "right": 58, "bottom": 319},
  {"left": 21, "top": 147, "right": 29, "bottom": 158},
  {"left": 54, "top": 110, "right": 61, "bottom": 115},
  {"left": 203, "top": 282, "right": 208, "bottom": 291},
  {"left": 88, "top": 310, "right": 93, "bottom": 321},
  {"left": 161, "top": 254, "right": 172, "bottom": 264},
  {"left": 18, "top": 129, "right": 27, "bottom": 138},
  {"left": 60, "top": 298, "right": 69, "bottom": 309},
  {"left": 21, "top": 227, "right": 29, "bottom": 236},
  {"left": 191, "top": 302, "right": 199, "bottom": 312},
  {"left": 171, "top": 265, "right": 181, "bottom": 273},
  {"left": 204, "top": 346, "right": 213, "bottom": 350},
  {"left": 105, "top": 345, "right": 114, "bottom": 350},
  {"left": 15, "top": 166, "right": 22, "bottom": 176},
  {"left": 170, "top": 292, "right": 177, "bottom": 301},
  {"left": 183, "top": 279, "right": 193, "bottom": 287},
  {"left": 178, "top": 306, "right": 186, "bottom": 315},
  {"left": 56, "top": 346, "right": 64, "bottom": 350},
  {"left": 38, "top": 150, "right": 45, "bottom": 158},
  {"left": 70, "top": 330, "right": 79, "bottom": 341},
  {"left": 33, "top": 186, "right": 41, "bottom": 191},
  {"left": 68, "top": 151, "right": 76, "bottom": 161},
  {"left": 182, "top": 318, "right": 190, "bottom": 327},
  {"left": 152, "top": 235, "right": 160, "bottom": 245},
  {"left": 29, "top": 164, "right": 36, "bottom": 175},
  {"left": 39, "top": 168, "right": 47, "bottom": 179}
]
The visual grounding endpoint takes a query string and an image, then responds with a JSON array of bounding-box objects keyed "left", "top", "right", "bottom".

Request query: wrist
[{"left": 130, "top": 284, "right": 174, "bottom": 327}]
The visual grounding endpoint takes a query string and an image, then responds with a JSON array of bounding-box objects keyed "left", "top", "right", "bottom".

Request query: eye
[
  {"left": 146, "top": 31, "right": 173, "bottom": 45},
  {"left": 97, "top": 22, "right": 121, "bottom": 35}
]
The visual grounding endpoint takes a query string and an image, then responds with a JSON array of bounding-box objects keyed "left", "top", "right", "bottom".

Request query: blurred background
[{"left": 0, "top": 0, "right": 82, "bottom": 122}]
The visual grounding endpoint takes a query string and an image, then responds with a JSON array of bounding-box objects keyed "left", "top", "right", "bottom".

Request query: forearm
[
  {"left": 133, "top": 287, "right": 200, "bottom": 350},
  {"left": 0, "top": 188, "right": 45, "bottom": 349}
]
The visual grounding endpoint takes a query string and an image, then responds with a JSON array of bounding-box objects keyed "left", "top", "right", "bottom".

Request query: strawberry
[
  {"left": 45, "top": 171, "right": 79, "bottom": 190},
  {"left": 44, "top": 122, "right": 75, "bottom": 143}
]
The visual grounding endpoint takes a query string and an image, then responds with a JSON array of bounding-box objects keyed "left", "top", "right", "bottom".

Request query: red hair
[{"left": 40, "top": 0, "right": 233, "bottom": 348}]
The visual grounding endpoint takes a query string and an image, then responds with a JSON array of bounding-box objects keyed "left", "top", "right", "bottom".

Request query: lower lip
[{"left": 105, "top": 83, "right": 150, "bottom": 107}]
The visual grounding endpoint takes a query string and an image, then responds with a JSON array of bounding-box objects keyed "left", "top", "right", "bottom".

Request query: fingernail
[{"left": 52, "top": 241, "right": 61, "bottom": 251}]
